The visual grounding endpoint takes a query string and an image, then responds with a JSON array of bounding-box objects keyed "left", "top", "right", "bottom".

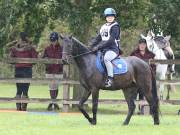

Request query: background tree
[{"left": 0, "top": 0, "right": 179, "bottom": 101}]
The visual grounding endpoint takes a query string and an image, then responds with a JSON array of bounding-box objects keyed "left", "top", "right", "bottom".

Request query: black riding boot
[
  {"left": 47, "top": 103, "right": 53, "bottom": 111},
  {"left": 48, "top": 90, "right": 59, "bottom": 110},
  {"left": 21, "top": 95, "right": 28, "bottom": 111},
  {"left": 15, "top": 95, "right": 21, "bottom": 111}
]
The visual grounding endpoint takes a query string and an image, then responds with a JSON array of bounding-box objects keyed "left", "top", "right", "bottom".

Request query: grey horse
[{"left": 62, "top": 36, "right": 159, "bottom": 125}]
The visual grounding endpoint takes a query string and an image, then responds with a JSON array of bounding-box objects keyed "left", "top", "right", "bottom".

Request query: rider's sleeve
[
  {"left": 98, "top": 25, "right": 120, "bottom": 49},
  {"left": 90, "top": 34, "right": 102, "bottom": 48}
]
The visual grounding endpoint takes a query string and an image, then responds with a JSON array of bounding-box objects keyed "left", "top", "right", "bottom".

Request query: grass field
[{"left": 0, "top": 84, "right": 180, "bottom": 135}]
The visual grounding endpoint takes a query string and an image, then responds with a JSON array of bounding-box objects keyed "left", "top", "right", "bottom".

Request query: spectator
[
  {"left": 130, "top": 38, "right": 156, "bottom": 113},
  {"left": 9, "top": 32, "right": 38, "bottom": 111},
  {"left": 42, "top": 32, "right": 63, "bottom": 111}
]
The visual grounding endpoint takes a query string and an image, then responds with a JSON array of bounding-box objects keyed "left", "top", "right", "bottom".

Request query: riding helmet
[
  {"left": 104, "top": 8, "right": 117, "bottom": 17},
  {"left": 139, "top": 38, "right": 147, "bottom": 44},
  {"left": 50, "top": 32, "right": 59, "bottom": 42},
  {"left": 20, "top": 32, "right": 28, "bottom": 41}
]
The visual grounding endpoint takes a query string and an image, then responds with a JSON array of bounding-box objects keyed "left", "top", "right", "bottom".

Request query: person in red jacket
[
  {"left": 9, "top": 32, "right": 38, "bottom": 111},
  {"left": 42, "top": 32, "right": 63, "bottom": 111},
  {"left": 130, "top": 38, "right": 156, "bottom": 113}
]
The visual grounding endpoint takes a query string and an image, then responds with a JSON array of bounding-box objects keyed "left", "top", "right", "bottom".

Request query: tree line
[
  {"left": 0, "top": 0, "right": 180, "bottom": 100},
  {"left": 1, "top": 0, "right": 179, "bottom": 53}
]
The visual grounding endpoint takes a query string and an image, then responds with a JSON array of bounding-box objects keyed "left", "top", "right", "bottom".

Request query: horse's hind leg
[
  {"left": 143, "top": 80, "right": 159, "bottom": 125},
  {"left": 122, "top": 87, "right": 137, "bottom": 125},
  {"left": 78, "top": 90, "right": 92, "bottom": 123}
]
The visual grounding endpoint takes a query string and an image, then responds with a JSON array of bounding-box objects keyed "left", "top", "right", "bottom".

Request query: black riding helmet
[
  {"left": 20, "top": 32, "right": 28, "bottom": 41},
  {"left": 139, "top": 38, "right": 147, "bottom": 44}
]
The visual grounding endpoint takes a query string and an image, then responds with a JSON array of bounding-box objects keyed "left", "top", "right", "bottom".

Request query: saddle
[{"left": 96, "top": 51, "right": 128, "bottom": 75}]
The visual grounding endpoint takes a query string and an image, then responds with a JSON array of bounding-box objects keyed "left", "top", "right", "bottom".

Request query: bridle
[{"left": 62, "top": 37, "right": 94, "bottom": 62}]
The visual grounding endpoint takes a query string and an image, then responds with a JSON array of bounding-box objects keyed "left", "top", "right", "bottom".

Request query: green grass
[
  {"left": 0, "top": 113, "right": 180, "bottom": 135},
  {"left": 0, "top": 84, "right": 180, "bottom": 135}
]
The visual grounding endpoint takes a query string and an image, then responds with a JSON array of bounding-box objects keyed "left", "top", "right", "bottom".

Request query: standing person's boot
[
  {"left": 53, "top": 90, "right": 59, "bottom": 110},
  {"left": 49, "top": 90, "right": 59, "bottom": 110},
  {"left": 21, "top": 95, "right": 28, "bottom": 111},
  {"left": 15, "top": 95, "right": 21, "bottom": 111},
  {"left": 47, "top": 103, "right": 53, "bottom": 111},
  {"left": 54, "top": 103, "right": 60, "bottom": 110}
]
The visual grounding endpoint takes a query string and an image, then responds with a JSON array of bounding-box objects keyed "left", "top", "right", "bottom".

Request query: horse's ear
[
  {"left": 164, "top": 35, "right": 171, "bottom": 41},
  {"left": 140, "top": 34, "right": 146, "bottom": 39},
  {"left": 147, "top": 30, "right": 151, "bottom": 36},
  {"left": 150, "top": 30, "right": 155, "bottom": 37},
  {"left": 59, "top": 34, "right": 64, "bottom": 39}
]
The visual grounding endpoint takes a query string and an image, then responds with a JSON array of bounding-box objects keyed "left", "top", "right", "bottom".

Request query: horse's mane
[{"left": 72, "top": 37, "right": 90, "bottom": 53}]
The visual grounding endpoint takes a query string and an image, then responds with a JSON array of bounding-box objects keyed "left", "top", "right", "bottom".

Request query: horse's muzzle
[{"left": 62, "top": 59, "right": 69, "bottom": 65}]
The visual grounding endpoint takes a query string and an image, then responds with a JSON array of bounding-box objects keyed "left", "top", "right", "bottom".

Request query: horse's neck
[
  {"left": 72, "top": 42, "right": 96, "bottom": 73},
  {"left": 154, "top": 50, "right": 166, "bottom": 59},
  {"left": 152, "top": 41, "right": 166, "bottom": 60},
  {"left": 74, "top": 54, "right": 96, "bottom": 80}
]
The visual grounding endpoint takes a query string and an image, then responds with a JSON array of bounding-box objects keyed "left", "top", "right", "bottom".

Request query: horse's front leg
[
  {"left": 78, "top": 90, "right": 92, "bottom": 123},
  {"left": 91, "top": 90, "right": 99, "bottom": 125}
]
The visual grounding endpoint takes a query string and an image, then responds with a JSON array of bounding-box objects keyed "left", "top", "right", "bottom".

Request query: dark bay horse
[{"left": 62, "top": 36, "right": 159, "bottom": 125}]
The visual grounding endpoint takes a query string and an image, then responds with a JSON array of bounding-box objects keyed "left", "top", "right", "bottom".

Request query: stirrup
[{"left": 105, "top": 79, "right": 112, "bottom": 87}]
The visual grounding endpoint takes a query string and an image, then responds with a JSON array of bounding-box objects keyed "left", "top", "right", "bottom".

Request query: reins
[{"left": 63, "top": 37, "right": 95, "bottom": 58}]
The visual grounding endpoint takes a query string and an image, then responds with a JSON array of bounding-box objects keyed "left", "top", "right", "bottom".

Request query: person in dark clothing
[
  {"left": 130, "top": 38, "right": 156, "bottom": 113},
  {"left": 130, "top": 38, "right": 156, "bottom": 74},
  {"left": 90, "top": 7, "right": 121, "bottom": 87},
  {"left": 9, "top": 32, "right": 38, "bottom": 111},
  {"left": 42, "top": 32, "right": 63, "bottom": 111}
]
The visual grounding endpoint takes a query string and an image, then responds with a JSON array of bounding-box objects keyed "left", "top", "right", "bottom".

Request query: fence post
[{"left": 62, "top": 65, "right": 70, "bottom": 112}]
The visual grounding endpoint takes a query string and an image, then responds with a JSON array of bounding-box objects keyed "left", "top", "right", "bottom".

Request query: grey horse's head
[
  {"left": 61, "top": 36, "right": 73, "bottom": 65},
  {"left": 140, "top": 30, "right": 172, "bottom": 54},
  {"left": 154, "top": 35, "right": 171, "bottom": 49}
]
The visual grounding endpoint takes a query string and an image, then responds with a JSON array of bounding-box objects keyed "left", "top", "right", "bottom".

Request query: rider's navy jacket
[{"left": 91, "top": 21, "right": 120, "bottom": 54}]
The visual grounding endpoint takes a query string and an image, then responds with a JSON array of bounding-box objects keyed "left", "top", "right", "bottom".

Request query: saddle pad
[{"left": 96, "top": 54, "right": 128, "bottom": 75}]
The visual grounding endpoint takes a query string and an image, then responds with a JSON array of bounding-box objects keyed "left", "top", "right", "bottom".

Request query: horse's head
[
  {"left": 61, "top": 36, "right": 74, "bottom": 65},
  {"left": 154, "top": 35, "right": 171, "bottom": 48},
  {"left": 140, "top": 30, "right": 157, "bottom": 52}
]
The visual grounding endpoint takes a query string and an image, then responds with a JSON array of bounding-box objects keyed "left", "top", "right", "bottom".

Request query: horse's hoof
[
  {"left": 178, "top": 110, "right": 180, "bottom": 115},
  {"left": 154, "top": 121, "right": 160, "bottom": 125},
  {"left": 123, "top": 121, "right": 129, "bottom": 125},
  {"left": 88, "top": 118, "right": 96, "bottom": 125},
  {"left": 91, "top": 121, "right": 96, "bottom": 125},
  {"left": 90, "top": 119, "right": 96, "bottom": 125}
]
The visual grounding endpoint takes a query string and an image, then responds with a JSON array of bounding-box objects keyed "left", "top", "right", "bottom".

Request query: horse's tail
[
  {"left": 151, "top": 70, "right": 160, "bottom": 118},
  {"left": 151, "top": 72, "right": 158, "bottom": 101}
]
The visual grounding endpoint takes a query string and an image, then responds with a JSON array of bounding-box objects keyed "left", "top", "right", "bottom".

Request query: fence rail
[
  {"left": 0, "top": 78, "right": 79, "bottom": 85},
  {"left": 0, "top": 57, "right": 180, "bottom": 113},
  {"left": 0, "top": 97, "right": 180, "bottom": 105},
  {"left": 0, "top": 78, "right": 179, "bottom": 85},
  {"left": 1, "top": 57, "right": 180, "bottom": 64}
]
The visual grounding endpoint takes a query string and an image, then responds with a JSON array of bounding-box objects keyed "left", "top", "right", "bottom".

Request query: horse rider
[
  {"left": 42, "top": 32, "right": 63, "bottom": 111},
  {"left": 90, "top": 7, "right": 121, "bottom": 87},
  {"left": 9, "top": 32, "right": 38, "bottom": 111}
]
